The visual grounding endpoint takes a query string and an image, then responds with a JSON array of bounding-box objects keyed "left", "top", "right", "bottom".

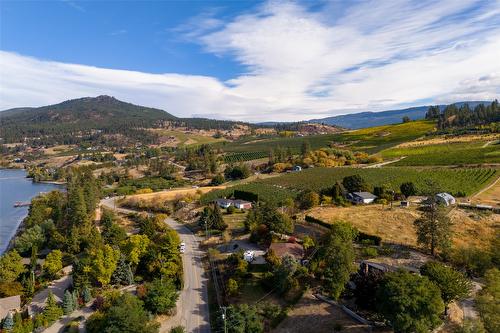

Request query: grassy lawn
[
  {"left": 154, "top": 129, "right": 226, "bottom": 146},
  {"left": 223, "top": 211, "right": 247, "bottom": 232}
]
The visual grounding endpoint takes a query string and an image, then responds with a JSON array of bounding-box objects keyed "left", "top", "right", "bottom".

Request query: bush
[
  {"left": 143, "top": 279, "right": 179, "bottom": 315},
  {"left": 226, "top": 205, "right": 236, "bottom": 214},
  {"left": 362, "top": 247, "right": 378, "bottom": 258},
  {"left": 356, "top": 232, "right": 382, "bottom": 246}
]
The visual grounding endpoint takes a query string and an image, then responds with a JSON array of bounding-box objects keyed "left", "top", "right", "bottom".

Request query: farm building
[
  {"left": 268, "top": 242, "right": 305, "bottom": 262},
  {"left": 347, "top": 192, "right": 377, "bottom": 204},
  {"left": 233, "top": 199, "right": 252, "bottom": 209},
  {"left": 435, "top": 193, "right": 456, "bottom": 206},
  {"left": 215, "top": 198, "right": 233, "bottom": 209},
  {"left": 0, "top": 295, "right": 21, "bottom": 321}
]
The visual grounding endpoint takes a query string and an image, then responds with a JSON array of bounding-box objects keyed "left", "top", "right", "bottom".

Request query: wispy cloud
[
  {"left": 1, "top": 0, "right": 499, "bottom": 121},
  {"left": 108, "top": 29, "right": 127, "bottom": 36},
  {"left": 60, "top": 0, "right": 85, "bottom": 13}
]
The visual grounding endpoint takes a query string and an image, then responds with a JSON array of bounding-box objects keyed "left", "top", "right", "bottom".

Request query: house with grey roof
[{"left": 347, "top": 192, "right": 377, "bottom": 204}]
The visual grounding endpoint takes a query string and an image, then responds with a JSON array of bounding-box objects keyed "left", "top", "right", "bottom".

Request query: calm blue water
[{"left": 0, "top": 169, "right": 62, "bottom": 254}]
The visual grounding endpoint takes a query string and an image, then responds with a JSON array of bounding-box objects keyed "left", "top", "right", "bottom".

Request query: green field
[
  {"left": 154, "top": 129, "right": 226, "bottom": 146},
  {"left": 219, "top": 120, "right": 435, "bottom": 156},
  {"left": 381, "top": 141, "right": 500, "bottom": 166},
  {"left": 223, "top": 151, "right": 269, "bottom": 163},
  {"left": 258, "top": 167, "right": 498, "bottom": 197}
]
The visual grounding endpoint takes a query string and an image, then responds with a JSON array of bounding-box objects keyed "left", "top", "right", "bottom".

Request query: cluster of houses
[
  {"left": 346, "top": 191, "right": 456, "bottom": 207},
  {"left": 215, "top": 198, "right": 253, "bottom": 210}
]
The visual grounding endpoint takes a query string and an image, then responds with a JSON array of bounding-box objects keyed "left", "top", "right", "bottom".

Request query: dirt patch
[
  {"left": 124, "top": 186, "right": 225, "bottom": 202},
  {"left": 447, "top": 208, "right": 499, "bottom": 249},
  {"left": 470, "top": 177, "right": 500, "bottom": 207},
  {"left": 273, "top": 292, "right": 371, "bottom": 333}
]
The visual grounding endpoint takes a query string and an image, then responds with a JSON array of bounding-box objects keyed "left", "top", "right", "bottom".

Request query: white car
[{"left": 179, "top": 242, "right": 186, "bottom": 253}]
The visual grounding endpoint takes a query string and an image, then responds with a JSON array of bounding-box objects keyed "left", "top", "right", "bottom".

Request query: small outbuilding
[
  {"left": 347, "top": 192, "right": 377, "bottom": 204},
  {"left": 435, "top": 193, "right": 456, "bottom": 206}
]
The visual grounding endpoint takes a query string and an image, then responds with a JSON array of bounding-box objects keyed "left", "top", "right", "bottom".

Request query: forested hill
[
  {"left": 309, "top": 101, "right": 490, "bottom": 129},
  {"left": 0, "top": 96, "right": 246, "bottom": 144}
]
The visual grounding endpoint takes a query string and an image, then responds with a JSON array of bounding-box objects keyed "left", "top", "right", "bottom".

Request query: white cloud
[{"left": 1, "top": 0, "right": 499, "bottom": 122}]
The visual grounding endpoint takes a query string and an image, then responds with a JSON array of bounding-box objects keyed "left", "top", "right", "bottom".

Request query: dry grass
[
  {"left": 307, "top": 205, "right": 499, "bottom": 249},
  {"left": 273, "top": 292, "right": 371, "bottom": 333},
  {"left": 395, "top": 133, "right": 499, "bottom": 148},
  {"left": 470, "top": 177, "right": 500, "bottom": 207},
  {"left": 125, "top": 186, "right": 226, "bottom": 202}
]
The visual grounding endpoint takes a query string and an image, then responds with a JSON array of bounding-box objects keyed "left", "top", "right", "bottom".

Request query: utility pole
[{"left": 222, "top": 306, "right": 227, "bottom": 333}]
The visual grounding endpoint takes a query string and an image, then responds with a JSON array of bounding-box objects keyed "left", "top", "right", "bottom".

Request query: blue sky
[{"left": 1, "top": 0, "right": 499, "bottom": 121}]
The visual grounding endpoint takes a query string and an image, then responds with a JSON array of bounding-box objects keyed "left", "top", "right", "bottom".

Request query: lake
[{"left": 0, "top": 169, "right": 62, "bottom": 254}]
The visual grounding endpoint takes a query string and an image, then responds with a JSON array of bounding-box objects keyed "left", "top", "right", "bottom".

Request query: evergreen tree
[
  {"left": 111, "top": 256, "right": 134, "bottom": 286},
  {"left": 414, "top": 198, "right": 453, "bottom": 255},
  {"left": 2, "top": 312, "right": 14, "bottom": 330},
  {"left": 63, "top": 290, "right": 74, "bottom": 315},
  {"left": 82, "top": 286, "right": 92, "bottom": 304},
  {"left": 72, "top": 290, "right": 79, "bottom": 310},
  {"left": 44, "top": 291, "right": 63, "bottom": 324}
]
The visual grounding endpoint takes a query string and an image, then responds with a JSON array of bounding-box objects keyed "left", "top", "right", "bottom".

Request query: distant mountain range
[{"left": 308, "top": 101, "right": 490, "bottom": 129}]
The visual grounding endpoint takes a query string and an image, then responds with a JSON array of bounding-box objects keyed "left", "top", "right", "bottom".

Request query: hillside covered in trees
[
  {"left": 426, "top": 100, "right": 499, "bottom": 131},
  {"left": 0, "top": 95, "right": 249, "bottom": 145}
]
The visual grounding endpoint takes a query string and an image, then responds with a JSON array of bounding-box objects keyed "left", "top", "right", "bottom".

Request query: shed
[
  {"left": 435, "top": 193, "right": 456, "bottom": 206},
  {"left": 268, "top": 242, "right": 305, "bottom": 261},
  {"left": 0, "top": 295, "right": 21, "bottom": 321},
  {"left": 400, "top": 201, "right": 410, "bottom": 207},
  {"left": 348, "top": 192, "right": 377, "bottom": 204},
  {"left": 233, "top": 200, "right": 252, "bottom": 210}
]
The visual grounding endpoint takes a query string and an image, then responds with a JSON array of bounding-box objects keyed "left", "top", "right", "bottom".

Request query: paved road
[{"left": 100, "top": 197, "right": 211, "bottom": 333}]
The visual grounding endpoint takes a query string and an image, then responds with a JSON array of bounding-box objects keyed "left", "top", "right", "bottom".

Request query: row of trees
[{"left": 425, "top": 101, "right": 499, "bottom": 130}]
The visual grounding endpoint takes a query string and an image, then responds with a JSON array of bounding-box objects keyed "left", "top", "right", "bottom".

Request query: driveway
[{"left": 29, "top": 265, "right": 73, "bottom": 315}]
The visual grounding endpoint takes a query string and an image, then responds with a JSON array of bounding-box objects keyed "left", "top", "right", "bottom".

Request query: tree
[
  {"left": 86, "top": 293, "right": 159, "bottom": 333},
  {"left": 400, "top": 182, "right": 417, "bottom": 198},
  {"left": 82, "top": 286, "right": 92, "bottom": 304},
  {"left": 123, "top": 234, "right": 150, "bottom": 266},
  {"left": 91, "top": 245, "right": 120, "bottom": 286},
  {"left": 224, "top": 164, "right": 251, "bottom": 180},
  {"left": 43, "top": 250, "right": 63, "bottom": 279},
  {"left": 227, "top": 278, "right": 239, "bottom": 296},
  {"left": 402, "top": 116, "right": 411, "bottom": 123},
  {"left": 297, "top": 190, "right": 320, "bottom": 210},
  {"left": 302, "top": 236, "right": 315, "bottom": 250},
  {"left": 170, "top": 327, "right": 186, "bottom": 333},
  {"left": 376, "top": 271, "right": 445, "bottom": 333},
  {"left": 476, "top": 268, "right": 500, "bottom": 333},
  {"left": 101, "top": 211, "right": 127, "bottom": 247},
  {"left": 14, "top": 225, "right": 45, "bottom": 254},
  {"left": 420, "top": 262, "right": 471, "bottom": 311},
  {"left": 353, "top": 269, "right": 385, "bottom": 310},
  {"left": 111, "top": 255, "right": 134, "bottom": 286},
  {"left": 301, "top": 140, "right": 311, "bottom": 157},
  {"left": 43, "top": 291, "right": 64, "bottom": 324},
  {"left": 63, "top": 289, "right": 75, "bottom": 315},
  {"left": 414, "top": 200, "right": 453, "bottom": 255},
  {"left": 273, "top": 255, "right": 298, "bottom": 294},
  {"left": 315, "top": 222, "right": 357, "bottom": 299},
  {"left": 0, "top": 250, "right": 25, "bottom": 282},
  {"left": 342, "top": 175, "right": 370, "bottom": 193},
  {"left": 198, "top": 204, "right": 227, "bottom": 231},
  {"left": 223, "top": 304, "right": 264, "bottom": 333},
  {"left": 2, "top": 312, "right": 14, "bottom": 330},
  {"left": 143, "top": 278, "right": 179, "bottom": 315},
  {"left": 210, "top": 174, "right": 225, "bottom": 186}
]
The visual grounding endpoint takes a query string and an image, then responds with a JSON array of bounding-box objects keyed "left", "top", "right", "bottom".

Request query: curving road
[{"left": 100, "top": 197, "right": 210, "bottom": 333}]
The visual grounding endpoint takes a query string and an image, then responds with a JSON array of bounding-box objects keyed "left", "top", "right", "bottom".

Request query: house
[
  {"left": 292, "top": 165, "right": 302, "bottom": 172},
  {"left": 347, "top": 192, "right": 377, "bottom": 204},
  {"left": 435, "top": 193, "right": 456, "bottom": 206},
  {"left": 215, "top": 198, "right": 233, "bottom": 209},
  {"left": 0, "top": 295, "right": 21, "bottom": 321},
  {"left": 268, "top": 242, "right": 305, "bottom": 261},
  {"left": 233, "top": 200, "right": 252, "bottom": 209},
  {"left": 400, "top": 201, "right": 410, "bottom": 207}
]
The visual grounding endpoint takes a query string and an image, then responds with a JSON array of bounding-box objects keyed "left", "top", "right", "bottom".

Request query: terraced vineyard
[
  {"left": 223, "top": 151, "right": 269, "bottom": 163},
  {"left": 257, "top": 167, "right": 498, "bottom": 196}
]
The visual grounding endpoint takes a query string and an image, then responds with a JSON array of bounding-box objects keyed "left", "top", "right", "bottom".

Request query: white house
[
  {"left": 347, "top": 192, "right": 377, "bottom": 204},
  {"left": 435, "top": 193, "right": 456, "bottom": 206},
  {"left": 215, "top": 198, "right": 233, "bottom": 209}
]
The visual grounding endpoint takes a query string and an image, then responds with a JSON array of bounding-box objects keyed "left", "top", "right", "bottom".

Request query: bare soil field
[
  {"left": 273, "top": 292, "right": 371, "bottom": 333},
  {"left": 307, "top": 205, "right": 499, "bottom": 249}
]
